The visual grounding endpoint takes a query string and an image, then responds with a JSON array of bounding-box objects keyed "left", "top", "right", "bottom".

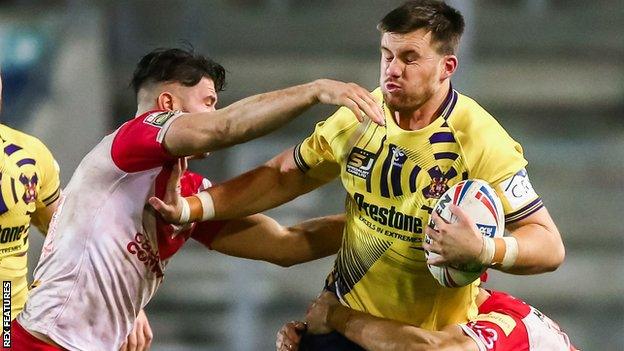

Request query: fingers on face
[
  {"left": 344, "top": 99, "right": 364, "bottom": 122},
  {"left": 352, "top": 90, "right": 384, "bottom": 124}
]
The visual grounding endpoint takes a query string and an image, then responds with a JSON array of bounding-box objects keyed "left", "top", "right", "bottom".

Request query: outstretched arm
[
  {"left": 150, "top": 147, "right": 325, "bottom": 222},
  {"left": 163, "top": 79, "right": 384, "bottom": 156},
  {"left": 153, "top": 158, "right": 345, "bottom": 267}
]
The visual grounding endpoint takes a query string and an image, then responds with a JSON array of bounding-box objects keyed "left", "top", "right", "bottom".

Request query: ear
[
  {"left": 440, "top": 55, "right": 458, "bottom": 80},
  {"left": 156, "top": 91, "right": 175, "bottom": 111}
]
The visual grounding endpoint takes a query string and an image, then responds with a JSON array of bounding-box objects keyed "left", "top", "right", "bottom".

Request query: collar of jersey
[{"left": 382, "top": 86, "right": 458, "bottom": 138}]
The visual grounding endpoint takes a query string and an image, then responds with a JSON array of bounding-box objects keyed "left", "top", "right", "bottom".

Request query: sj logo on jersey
[{"left": 346, "top": 147, "right": 376, "bottom": 179}]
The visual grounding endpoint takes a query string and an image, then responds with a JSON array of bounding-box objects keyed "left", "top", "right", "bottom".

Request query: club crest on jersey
[
  {"left": 143, "top": 111, "right": 178, "bottom": 128},
  {"left": 19, "top": 173, "right": 38, "bottom": 204},
  {"left": 423, "top": 176, "right": 449, "bottom": 199},
  {"left": 346, "top": 147, "right": 376, "bottom": 179}
]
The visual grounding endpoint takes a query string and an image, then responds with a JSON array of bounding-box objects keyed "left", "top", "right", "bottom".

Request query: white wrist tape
[
  {"left": 479, "top": 237, "right": 495, "bottom": 266},
  {"left": 501, "top": 236, "right": 519, "bottom": 269},
  {"left": 196, "top": 191, "right": 215, "bottom": 221},
  {"left": 179, "top": 198, "right": 191, "bottom": 223}
]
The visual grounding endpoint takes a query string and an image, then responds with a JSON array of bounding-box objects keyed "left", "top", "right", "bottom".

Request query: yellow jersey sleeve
[
  {"left": 30, "top": 138, "right": 61, "bottom": 209},
  {"left": 294, "top": 106, "right": 361, "bottom": 182},
  {"left": 451, "top": 97, "right": 542, "bottom": 222},
  {"left": 0, "top": 152, "right": 22, "bottom": 213}
]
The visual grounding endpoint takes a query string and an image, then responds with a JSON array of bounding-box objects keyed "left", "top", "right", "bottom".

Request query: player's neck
[
  {"left": 135, "top": 103, "right": 158, "bottom": 117},
  {"left": 393, "top": 82, "right": 451, "bottom": 131}
]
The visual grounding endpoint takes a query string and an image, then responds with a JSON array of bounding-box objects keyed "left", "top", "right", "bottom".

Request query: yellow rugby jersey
[
  {"left": 294, "top": 87, "right": 543, "bottom": 329},
  {"left": 0, "top": 124, "right": 60, "bottom": 319}
]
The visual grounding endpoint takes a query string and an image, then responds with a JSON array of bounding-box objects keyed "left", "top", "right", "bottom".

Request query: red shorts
[{"left": 2, "top": 320, "right": 62, "bottom": 351}]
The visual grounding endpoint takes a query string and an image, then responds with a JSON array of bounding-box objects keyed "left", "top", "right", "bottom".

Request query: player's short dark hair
[
  {"left": 131, "top": 48, "right": 226, "bottom": 95},
  {"left": 378, "top": 0, "right": 465, "bottom": 55}
]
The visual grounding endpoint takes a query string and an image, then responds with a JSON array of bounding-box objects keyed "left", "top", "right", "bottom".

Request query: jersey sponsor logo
[
  {"left": 19, "top": 173, "right": 38, "bottom": 205},
  {"left": 143, "top": 111, "right": 177, "bottom": 128},
  {"left": 0, "top": 225, "right": 26, "bottom": 244},
  {"left": 472, "top": 312, "right": 516, "bottom": 336},
  {"left": 346, "top": 147, "right": 376, "bottom": 179},
  {"left": 500, "top": 169, "right": 537, "bottom": 209},
  {"left": 126, "top": 233, "right": 164, "bottom": 278},
  {"left": 353, "top": 192, "right": 423, "bottom": 235}
]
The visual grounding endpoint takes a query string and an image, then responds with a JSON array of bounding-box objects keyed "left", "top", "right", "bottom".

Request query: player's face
[
  {"left": 175, "top": 77, "right": 218, "bottom": 114},
  {"left": 379, "top": 29, "right": 447, "bottom": 112}
]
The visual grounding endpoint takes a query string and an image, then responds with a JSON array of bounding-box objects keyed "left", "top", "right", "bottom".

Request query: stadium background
[{"left": 1, "top": 0, "right": 622, "bottom": 350}]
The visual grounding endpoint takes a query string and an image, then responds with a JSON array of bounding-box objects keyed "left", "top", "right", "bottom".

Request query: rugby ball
[{"left": 425, "top": 179, "right": 505, "bottom": 287}]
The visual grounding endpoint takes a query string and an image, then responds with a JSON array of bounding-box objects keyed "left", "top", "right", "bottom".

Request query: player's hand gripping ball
[{"left": 426, "top": 179, "right": 505, "bottom": 287}]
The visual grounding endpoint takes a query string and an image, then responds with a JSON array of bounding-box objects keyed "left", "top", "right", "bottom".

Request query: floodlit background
[{"left": 1, "top": 0, "right": 622, "bottom": 350}]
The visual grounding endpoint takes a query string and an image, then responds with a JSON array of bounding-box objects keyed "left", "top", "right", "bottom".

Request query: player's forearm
[
  {"left": 165, "top": 82, "right": 319, "bottom": 156},
  {"left": 278, "top": 214, "right": 345, "bottom": 266},
  {"left": 209, "top": 214, "right": 342, "bottom": 267},
  {"left": 500, "top": 223, "right": 565, "bottom": 274},
  {"left": 328, "top": 306, "right": 454, "bottom": 351},
  {"left": 187, "top": 149, "right": 323, "bottom": 221},
  {"left": 498, "top": 208, "right": 565, "bottom": 274}
]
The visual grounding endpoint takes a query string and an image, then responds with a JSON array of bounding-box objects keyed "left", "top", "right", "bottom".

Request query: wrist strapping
[
  {"left": 479, "top": 237, "right": 495, "bottom": 266},
  {"left": 500, "top": 237, "right": 519, "bottom": 269},
  {"left": 179, "top": 198, "right": 191, "bottom": 223},
  {"left": 196, "top": 191, "right": 215, "bottom": 221},
  {"left": 479, "top": 236, "right": 518, "bottom": 269}
]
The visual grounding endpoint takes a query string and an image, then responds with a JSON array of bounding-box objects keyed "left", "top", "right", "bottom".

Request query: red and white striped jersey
[{"left": 18, "top": 110, "right": 225, "bottom": 351}]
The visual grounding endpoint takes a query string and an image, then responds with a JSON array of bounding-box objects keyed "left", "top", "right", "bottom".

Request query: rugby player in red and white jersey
[
  {"left": 10, "top": 48, "right": 384, "bottom": 350},
  {"left": 277, "top": 289, "right": 578, "bottom": 351}
]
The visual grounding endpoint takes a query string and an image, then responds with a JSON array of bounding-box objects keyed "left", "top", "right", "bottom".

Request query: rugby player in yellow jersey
[
  {"left": 0, "top": 72, "right": 61, "bottom": 322},
  {"left": 150, "top": 0, "right": 565, "bottom": 347},
  {"left": 0, "top": 72, "right": 152, "bottom": 351}
]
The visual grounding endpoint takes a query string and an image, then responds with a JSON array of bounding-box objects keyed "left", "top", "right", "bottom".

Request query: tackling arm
[
  {"left": 207, "top": 214, "right": 345, "bottom": 267},
  {"left": 300, "top": 292, "right": 478, "bottom": 351},
  {"left": 163, "top": 79, "right": 383, "bottom": 156},
  {"left": 208, "top": 147, "right": 326, "bottom": 219},
  {"left": 149, "top": 147, "right": 328, "bottom": 222}
]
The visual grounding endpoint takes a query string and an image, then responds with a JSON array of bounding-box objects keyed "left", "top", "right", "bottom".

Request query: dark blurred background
[{"left": 1, "top": 0, "right": 622, "bottom": 350}]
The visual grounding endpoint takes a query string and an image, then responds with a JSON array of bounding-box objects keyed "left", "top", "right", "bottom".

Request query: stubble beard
[{"left": 383, "top": 91, "right": 427, "bottom": 115}]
